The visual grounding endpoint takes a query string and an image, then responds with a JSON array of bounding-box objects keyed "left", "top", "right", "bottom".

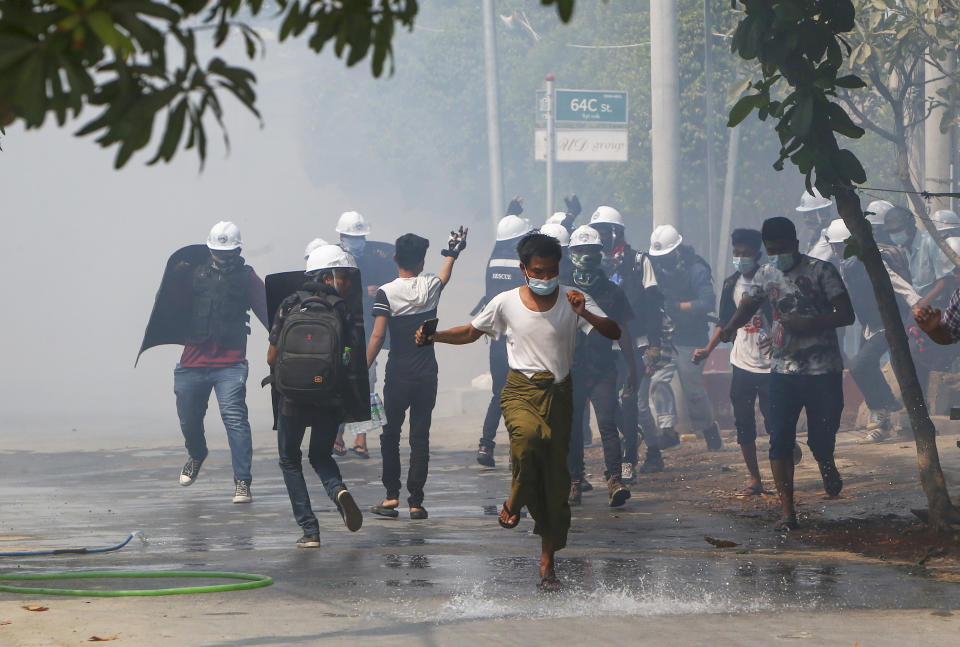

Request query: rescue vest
[{"left": 185, "top": 261, "right": 252, "bottom": 349}]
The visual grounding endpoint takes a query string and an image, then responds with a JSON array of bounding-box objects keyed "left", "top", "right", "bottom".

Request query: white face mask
[
  {"left": 889, "top": 231, "right": 910, "bottom": 246},
  {"left": 731, "top": 256, "right": 757, "bottom": 274},
  {"left": 523, "top": 270, "right": 560, "bottom": 295},
  {"left": 341, "top": 236, "right": 366, "bottom": 254}
]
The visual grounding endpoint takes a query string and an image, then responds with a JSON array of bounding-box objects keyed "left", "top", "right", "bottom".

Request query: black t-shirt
[
  {"left": 572, "top": 275, "right": 634, "bottom": 372},
  {"left": 372, "top": 274, "right": 443, "bottom": 380}
]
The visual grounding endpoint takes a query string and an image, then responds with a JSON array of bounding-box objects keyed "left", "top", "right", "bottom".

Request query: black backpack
[{"left": 274, "top": 291, "right": 347, "bottom": 406}]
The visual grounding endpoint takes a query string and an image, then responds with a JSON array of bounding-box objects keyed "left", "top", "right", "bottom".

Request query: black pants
[
  {"left": 849, "top": 333, "right": 898, "bottom": 411},
  {"left": 568, "top": 368, "right": 621, "bottom": 482},
  {"left": 480, "top": 338, "right": 509, "bottom": 449},
  {"left": 277, "top": 407, "right": 344, "bottom": 535},
  {"left": 380, "top": 373, "right": 438, "bottom": 507},
  {"left": 730, "top": 365, "right": 770, "bottom": 446},
  {"left": 769, "top": 372, "right": 843, "bottom": 462}
]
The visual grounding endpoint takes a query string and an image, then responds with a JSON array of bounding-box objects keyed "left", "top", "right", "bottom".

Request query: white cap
[
  {"left": 207, "top": 221, "right": 242, "bottom": 250},
  {"left": 335, "top": 211, "right": 371, "bottom": 236},
  {"left": 568, "top": 225, "right": 602, "bottom": 248},
  {"left": 546, "top": 211, "right": 567, "bottom": 226},
  {"left": 933, "top": 209, "right": 960, "bottom": 232},
  {"left": 304, "top": 237, "right": 330, "bottom": 260},
  {"left": 796, "top": 188, "right": 833, "bottom": 212},
  {"left": 649, "top": 224, "right": 682, "bottom": 256},
  {"left": 540, "top": 223, "right": 570, "bottom": 247},
  {"left": 496, "top": 214, "right": 534, "bottom": 241},
  {"left": 824, "top": 219, "right": 851, "bottom": 243},
  {"left": 590, "top": 205, "right": 624, "bottom": 227},
  {"left": 306, "top": 244, "right": 358, "bottom": 273},
  {"left": 865, "top": 200, "right": 894, "bottom": 227}
]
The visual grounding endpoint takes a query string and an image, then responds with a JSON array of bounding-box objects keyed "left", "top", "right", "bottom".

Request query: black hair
[
  {"left": 884, "top": 206, "right": 914, "bottom": 231},
  {"left": 761, "top": 217, "right": 797, "bottom": 243},
  {"left": 517, "top": 232, "right": 562, "bottom": 265},
  {"left": 394, "top": 233, "right": 430, "bottom": 270},
  {"left": 731, "top": 228, "right": 762, "bottom": 251}
]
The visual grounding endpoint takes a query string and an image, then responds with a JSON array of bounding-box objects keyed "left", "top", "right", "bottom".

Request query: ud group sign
[{"left": 535, "top": 129, "right": 628, "bottom": 162}]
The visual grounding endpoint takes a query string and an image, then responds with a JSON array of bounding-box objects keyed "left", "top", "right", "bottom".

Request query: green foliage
[{"left": 728, "top": 0, "right": 867, "bottom": 198}]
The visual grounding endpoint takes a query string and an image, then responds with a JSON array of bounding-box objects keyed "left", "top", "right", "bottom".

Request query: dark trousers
[
  {"left": 380, "top": 373, "right": 438, "bottom": 507},
  {"left": 277, "top": 408, "right": 345, "bottom": 535},
  {"left": 480, "top": 338, "right": 509, "bottom": 448},
  {"left": 568, "top": 369, "right": 622, "bottom": 482},
  {"left": 730, "top": 365, "right": 770, "bottom": 446},
  {"left": 849, "top": 333, "right": 898, "bottom": 411},
  {"left": 768, "top": 372, "right": 843, "bottom": 462}
]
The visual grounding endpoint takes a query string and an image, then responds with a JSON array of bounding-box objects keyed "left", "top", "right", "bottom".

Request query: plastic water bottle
[{"left": 342, "top": 346, "right": 352, "bottom": 366}]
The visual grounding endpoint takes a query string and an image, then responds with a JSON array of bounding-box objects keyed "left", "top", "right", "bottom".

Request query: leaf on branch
[{"left": 727, "top": 92, "right": 767, "bottom": 127}]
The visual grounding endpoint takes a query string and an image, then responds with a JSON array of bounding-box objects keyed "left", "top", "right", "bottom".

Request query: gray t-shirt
[{"left": 748, "top": 255, "right": 848, "bottom": 375}]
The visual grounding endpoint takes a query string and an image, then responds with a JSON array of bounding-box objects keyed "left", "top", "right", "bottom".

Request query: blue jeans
[
  {"left": 480, "top": 338, "right": 509, "bottom": 449},
  {"left": 277, "top": 409, "right": 345, "bottom": 535},
  {"left": 768, "top": 372, "right": 843, "bottom": 462},
  {"left": 173, "top": 362, "right": 253, "bottom": 482},
  {"left": 649, "top": 345, "right": 714, "bottom": 431}
]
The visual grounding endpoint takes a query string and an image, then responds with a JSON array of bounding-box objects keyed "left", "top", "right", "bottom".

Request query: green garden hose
[{"left": 0, "top": 570, "right": 273, "bottom": 597}]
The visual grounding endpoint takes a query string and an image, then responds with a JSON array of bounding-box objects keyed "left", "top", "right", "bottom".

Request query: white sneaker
[{"left": 232, "top": 479, "right": 252, "bottom": 503}]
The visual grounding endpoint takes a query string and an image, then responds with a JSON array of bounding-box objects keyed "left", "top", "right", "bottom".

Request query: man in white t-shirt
[
  {"left": 417, "top": 233, "right": 620, "bottom": 591},
  {"left": 694, "top": 229, "right": 782, "bottom": 497}
]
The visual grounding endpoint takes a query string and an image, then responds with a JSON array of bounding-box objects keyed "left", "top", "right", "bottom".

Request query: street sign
[
  {"left": 535, "top": 129, "right": 629, "bottom": 162},
  {"left": 537, "top": 89, "right": 628, "bottom": 124}
]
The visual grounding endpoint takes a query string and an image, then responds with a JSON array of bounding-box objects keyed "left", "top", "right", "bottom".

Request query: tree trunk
[{"left": 834, "top": 188, "right": 960, "bottom": 531}]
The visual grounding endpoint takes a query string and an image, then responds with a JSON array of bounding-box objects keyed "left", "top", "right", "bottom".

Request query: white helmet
[
  {"left": 335, "top": 210, "right": 372, "bottom": 236},
  {"left": 496, "top": 214, "right": 534, "bottom": 241},
  {"left": 590, "top": 205, "right": 624, "bottom": 227},
  {"left": 824, "top": 219, "right": 851, "bottom": 243},
  {"left": 649, "top": 224, "right": 682, "bottom": 256},
  {"left": 303, "top": 237, "right": 330, "bottom": 260},
  {"left": 568, "top": 225, "right": 602, "bottom": 248},
  {"left": 206, "top": 221, "right": 242, "bottom": 250},
  {"left": 306, "top": 244, "right": 358, "bottom": 273},
  {"left": 546, "top": 211, "right": 567, "bottom": 226},
  {"left": 865, "top": 200, "right": 894, "bottom": 227},
  {"left": 947, "top": 237, "right": 960, "bottom": 259},
  {"left": 796, "top": 188, "right": 833, "bottom": 212},
  {"left": 540, "top": 223, "right": 570, "bottom": 247},
  {"left": 933, "top": 209, "right": 960, "bottom": 232}
]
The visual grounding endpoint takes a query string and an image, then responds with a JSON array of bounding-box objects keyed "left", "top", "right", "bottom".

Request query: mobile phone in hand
[{"left": 419, "top": 318, "right": 439, "bottom": 345}]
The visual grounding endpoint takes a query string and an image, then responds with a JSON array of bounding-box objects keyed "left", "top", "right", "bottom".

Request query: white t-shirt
[
  {"left": 729, "top": 274, "right": 771, "bottom": 374},
  {"left": 471, "top": 286, "right": 606, "bottom": 380}
]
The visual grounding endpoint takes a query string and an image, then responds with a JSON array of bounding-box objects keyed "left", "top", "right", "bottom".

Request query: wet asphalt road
[{"left": 3, "top": 431, "right": 960, "bottom": 645}]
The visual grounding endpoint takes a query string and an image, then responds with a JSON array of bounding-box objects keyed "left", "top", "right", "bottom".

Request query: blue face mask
[
  {"left": 731, "top": 256, "right": 757, "bottom": 274},
  {"left": 889, "top": 231, "right": 910, "bottom": 246},
  {"left": 772, "top": 253, "right": 797, "bottom": 272},
  {"left": 526, "top": 274, "right": 560, "bottom": 296}
]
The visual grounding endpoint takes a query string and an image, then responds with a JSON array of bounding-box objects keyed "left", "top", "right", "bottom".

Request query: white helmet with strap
[
  {"left": 335, "top": 210, "right": 372, "bottom": 236},
  {"left": 207, "top": 221, "right": 242, "bottom": 250},
  {"left": 496, "top": 214, "right": 534, "bottom": 241},
  {"left": 933, "top": 209, "right": 960, "bottom": 232},
  {"left": 546, "top": 211, "right": 567, "bottom": 226},
  {"left": 569, "top": 225, "right": 602, "bottom": 248},
  {"left": 824, "top": 219, "right": 851, "bottom": 243},
  {"left": 540, "top": 223, "right": 570, "bottom": 247},
  {"left": 796, "top": 188, "right": 833, "bottom": 212},
  {"left": 306, "top": 244, "right": 359, "bottom": 273},
  {"left": 648, "top": 224, "right": 682, "bottom": 256},
  {"left": 303, "top": 237, "right": 330, "bottom": 260},
  {"left": 865, "top": 200, "right": 894, "bottom": 227},
  {"left": 590, "top": 205, "right": 624, "bottom": 227}
]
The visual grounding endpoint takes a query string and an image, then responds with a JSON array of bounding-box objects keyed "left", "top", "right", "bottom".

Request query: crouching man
[
  {"left": 268, "top": 245, "right": 366, "bottom": 548},
  {"left": 416, "top": 233, "right": 621, "bottom": 590}
]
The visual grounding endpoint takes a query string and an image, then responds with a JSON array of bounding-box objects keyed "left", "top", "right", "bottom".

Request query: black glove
[
  {"left": 563, "top": 194, "right": 582, "bottom": 218},
  {"left": 442, "top": 226, "right": 468, "bottom": 258},
  {"left": 506, "top": 195, "right": 524, "bottom": 216}
]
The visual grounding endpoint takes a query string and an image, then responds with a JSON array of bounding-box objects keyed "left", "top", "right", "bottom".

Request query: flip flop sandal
[
  {"left": 498, "top": 501, "right": 520, "bottom": 529},
  {"left": 349, "top": 446, "right": 370, "bottom": 459},
  {"left": 370, "top": 504, "right": 399, "bottom": 518},
  {"left": 409, "top": 508, "right": 428, "bottom": 520},
  {"left": 734, "top": 485, "right": 771, "bottom": 497},
  {"left": 332, "top": 443, "right": 347, "bottom": 457}
]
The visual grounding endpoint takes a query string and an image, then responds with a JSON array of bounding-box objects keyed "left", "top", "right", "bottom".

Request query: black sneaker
[
  {"left": 336, "top": 489, "right": 363, "bottom": 531},
  {"left": 818, "top": 458, "right": 843, "bottom": 497},
  {"left": 660, "top": 428, "right": 681, "bottom": 450},
  {"left": 179, "top": 457, "right": 203, "bottom": 486},
  {"left": 568, "top": 481, "right": 582, "bottom": 506},
  {"left": 296, "top": 533, "right": 320, "bottom": 548},
  {"left": 704, "top": 423, "right": 723, "bottom": 451},
  {"left": 639, "top": 448, "right": 664, "bottom": 473},
  {"left": 476, "top": 443, "right": 495, "bottom": 467},
  {"left": 580, "top": 478, "right": 594, "bottom": 492},
  {"left": 608, "top": 479, "right": 631, "bottom": 507},
  {"left": 232, "top": 479, "right": 252, "bottom": 504}
]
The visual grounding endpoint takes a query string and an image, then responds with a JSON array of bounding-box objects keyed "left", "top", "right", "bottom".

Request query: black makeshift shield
[{"left": 135, "top": 244, "right": 211, "bottom": 366}]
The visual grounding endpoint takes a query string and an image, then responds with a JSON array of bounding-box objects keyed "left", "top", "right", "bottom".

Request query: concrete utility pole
[
  {"left": 716, "top": 126, "right": 741, "bottom": 282},
  {"left": 545, "top": 73, "right": 555, "bottom": 222},
  {"left": 924, "top": 54, "right": 957, "bottom": 215},
  {"left": 703, "top": 0, "right": 718, "bottom": 255},
  {"left": 482, "top": 0, "right": 504, "bottom": 233},
  {"left": 650, "top": 0, "right": 681, "bottom": 229}
]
